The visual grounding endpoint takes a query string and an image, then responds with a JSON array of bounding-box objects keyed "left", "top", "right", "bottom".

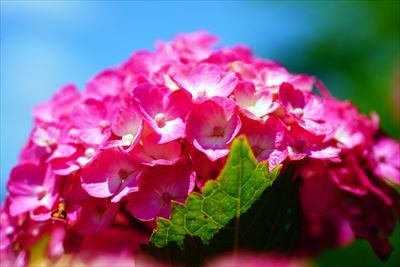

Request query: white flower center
[
  {"left": 293, "top": 108, "right": 303, "bottom": 117},
  {"left": 154, "top": 113, "right": 167, "bottom": 128},
  {"left": 35, "top": 186, "right": 47, "bottom": 200},
  {"left": 122, "top": 134, "right": 134, "bottom": 143},
  {"left": 84, "top": 148, "right": 96, "bottom": 158}
]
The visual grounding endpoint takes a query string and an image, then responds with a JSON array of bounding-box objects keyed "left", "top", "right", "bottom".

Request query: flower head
[{"left": 2, "top": 31, "right": 399, "bottom": 264}]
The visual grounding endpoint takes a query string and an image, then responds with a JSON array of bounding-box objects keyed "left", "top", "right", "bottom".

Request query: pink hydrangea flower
[
  {"left": 126, "top": 163, "right": 195, "bottom": 220},
  {"left": 70, "top": 98, "right": 114, "bottom": 145},
  {"left": 189, "top": 145, "right": 226, "bottom": 189},
  {"left": 370, "top": 137, "right": 400, "bottom": 185},
  {"left": 239, "top": 115, "right": 287, "bottom": 170},
  {"left": 131, "top": 83, "right": 191, "bottom": 143},
  {"left": 173, "top": 63, "right": 238, "bottom": 98},
  {"left": 1, "top": 31, "right": 399, "bottom": 265},
  {"left": 130, "top": 133, "right": 182, "bottom": 166},
  {"left": 102, "top": 107, "right": 143, "bottom": 151},
  {"left": 81, "top": 149, "right": 142, "bottom": 202},
  {"left": 85, "top": 69, "right": 125, "bottom": 99},
  {"left": 234, "top": 81, "right": 279, "bottom": 119},
  {"left": 71, "top": 198, "right": 119, "bottom": 234},
  {"left": 46, "top": 144, "right": 84, "bottom": 175},
  {"left": 186, "top": 96, "right": 242, "bottom": 161},
  {"left": 279, "top": 82, "right": 332, "bottom": 137},
  {"left": 7, "top": 164, "right": 58, "bottom": 220}
]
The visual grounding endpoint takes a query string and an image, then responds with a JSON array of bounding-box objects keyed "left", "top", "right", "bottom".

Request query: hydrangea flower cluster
[{"left": 1, "top": 32, "right": 399, "bottom": 266}]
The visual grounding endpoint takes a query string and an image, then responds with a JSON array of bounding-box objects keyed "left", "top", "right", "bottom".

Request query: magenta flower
[
  {"left": 102, "top": 107, "right": 143, "bottom": 151},
  {"left": 173, "top": 63, "right": 238, "bottom": 98},
  {"left": 239, "top": 115, "right": 287, "bottom": 171},
  {"left": 370, "top": 137, "right": 400, "bottom": 185},
  {"left": 286, "top": 123, "right": 340, "bottom": 162},
  {"left": 81, "top": 149, "right": 142, "bottom": 203},
  {"left": 85, "top": 69, "right": 125, "bottom": 99},
  {"left": 189, "top": 145, "right": 226, "bottom": 189},
  {"left": 279, "top": 82, "right": 332, "bottom": 137},
  {"left": 186, "top": 96, "right": 242, "bottom": 161},
  {"left": 234, "top": 81, "right": 279, "bottom": 119},
  {"left": 131, "top": 133, "right": 182, "bottom": 166},
  {"left": 70, "top": 98, "right": 114, "bottom": 145},
  {"left": 7, "top": 164, "right": 58, "bottom": 220},
  {"left": 126, "top": 163, "right": 195, "bottom": 221},
  {"left": 132, "top": 83, "right": 191, "bottom": 143},
  {"left": 71, "top": 198, "right": 119, "bottom": 234},
  {"left": 46, "top": 144, "right": 83, "bottom": 175}
]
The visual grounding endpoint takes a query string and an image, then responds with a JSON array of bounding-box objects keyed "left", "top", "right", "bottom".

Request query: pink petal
[
  {"left": 47, "top": 144, "right": 77, "bottom": 161},
  {"left": 81, "top": 149, "right": 140, "bottom": 199},
  {"left": 127, "top": 163, "right": 195, "bottom": 221},
  {"left": 111, "top": 172, "right": 140, "bottom": 203},
  {"left": 7, "top": 164, "right": 46, "bottom": 195},
  {"left": 132, "top": 134, "right": 181, "bottom": 166},
  {"left": 173, "top": 63, "right": 237, "bottom": 98},
  {"left": 189, "top": 146, "right": 226, "bottom": 189},
  {"left": 308, "top": 145, "right": 341, "bottom": 161},
  {"left": 212, "top": 71, "right": 238, "bottom": 97},
  {"left": 85, "top": 69, "right": 124, "bottom": 98},
  {"left": 51, "top": 161, "right": 80, "bottom": 176},
  {"left": 288, "top": 74, "right": 315, "bottom": 92},
  {"left": 111, "top": 107, "right": 143, "bottom": 139},
  {"left": 48, "top": 225, "right": 66, "bottom": 258},
  {"left": 260, "top": 149, "right": 288, "bottom": 171},
  {"left": 9, "top": 196, "right": 42, "bottom": 216},
  {"left": 101, "top": 139, "right": 133, "bottom": 151},
  {"left": 7, "top": 165, "right": 57, "bottom": 217},
  {"left": 279, "top": 82, "right": 305, "bottom": 111},
  {"left": 234, "top": 81, "right": 279, "bottom": 118},
  {"left": 153, "top": 118, "right": 186, "bottom": 143},
  {"left": 141, "top": 163, "right": 195, "bottom": 196},
  {"left": 302, "top": 94, "right": 325, "bottom": 121},
  {"left": 81, "top": 180, "right": 118, "bottom": 199},
  {"left": 193, "top": 140, "right": 230, "bottom": 161},
  {"left": 71, "top": 99, "right": 107, "bottom": 129},
  {"left": 329, "top": 164, "right": 368, "bottom": 196},
  {"left": 260, "top": 64, "right": 289, "bottom": 87},
  {"left": 239, "top": 115, "right": 287, "bottom": 169},
  {"left": 78, "top": 128, "right": 110, "bottom": 145},
  {"left": 72, "top": 198, "right": 119, "bottom": 234},
  {"left": 299, "top": 119, "right": 333, "bottom": 137},
  {"left": 126, "top": 189, "right": 163, "bottom": 221},
  {"left": 371, "top": 138, "right": 400, "bottom": 184}
]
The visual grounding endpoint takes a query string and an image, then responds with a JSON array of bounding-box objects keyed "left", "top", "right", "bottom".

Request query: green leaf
[{"left": 150, "top": 135, "right": 282, "bottom": 249}]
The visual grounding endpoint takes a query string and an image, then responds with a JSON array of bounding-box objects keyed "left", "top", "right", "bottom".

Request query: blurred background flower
[{"left": 1, "top": 1, "right": 399, "bottom": 266}]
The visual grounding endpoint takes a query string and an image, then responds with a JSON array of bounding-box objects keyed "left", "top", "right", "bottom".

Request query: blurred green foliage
[{"left": 272, "top": 1, "right": 399, "bottom": 139}]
